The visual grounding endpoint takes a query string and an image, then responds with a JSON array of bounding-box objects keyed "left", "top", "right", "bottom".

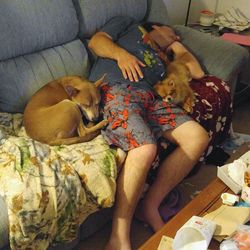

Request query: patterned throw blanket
[{"left": 0, "top": 113, "right": 118, "bottom": 249}]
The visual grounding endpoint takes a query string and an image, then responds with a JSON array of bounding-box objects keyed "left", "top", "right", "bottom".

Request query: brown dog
[
  {"left": 154, "top": 59, "right": 195, "bottom": 113},
  {"left": 23, "top": 75, "right": 108, "bottom": 145}
]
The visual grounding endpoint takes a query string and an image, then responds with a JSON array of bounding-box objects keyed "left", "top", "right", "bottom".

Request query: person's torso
[{"left": 89, "top": 23, "right": 166, "bottom": 90}]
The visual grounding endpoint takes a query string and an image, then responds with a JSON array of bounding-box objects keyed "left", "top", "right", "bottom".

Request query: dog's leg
[
  {"left": 49, "top": 134, "right": 100, "bottom": 145},
  {"left": 183, "top": 90, "right": 195, "bottom": 113},
  {"left": 49, "top": 120, "right": 108, "bottom": 145},
  {"left": 78, "top": 119, "right": 108, "bottom": 135}
]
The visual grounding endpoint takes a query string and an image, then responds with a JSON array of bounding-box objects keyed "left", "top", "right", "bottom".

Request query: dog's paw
[
  {"left": 183, "top": 101, "right": 193, "bottom": 113},
  {"left": 183, "top": 104, "right": 193, "bottom": 113},
  {"left": 100, "top": 119, "right": 109, "bottom": 127},
  {"left": 183, "top": 96, "right": 195, "bottom": 113}
]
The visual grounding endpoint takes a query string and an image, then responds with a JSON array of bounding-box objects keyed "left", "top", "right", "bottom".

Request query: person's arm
[
  {"left": 88, "top": 31, "right": 145, "bottom": 82},
  {"left": 168, "top": 41, "right": 205, "bottom": 79}
]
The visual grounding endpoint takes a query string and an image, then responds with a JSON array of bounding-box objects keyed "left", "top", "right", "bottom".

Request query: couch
[{"left": 0, "top": 0, "right": 249, "bottom": 249}]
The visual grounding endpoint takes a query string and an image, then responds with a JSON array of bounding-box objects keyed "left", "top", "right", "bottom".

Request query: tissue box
[
  {"left": 217, "top": 164, "right": 242, "bottom": 194},
  {"left": 217, "top": 151, "right": 250, "bottom": 194}
]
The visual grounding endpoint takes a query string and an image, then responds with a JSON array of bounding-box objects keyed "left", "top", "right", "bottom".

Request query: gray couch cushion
[
  {"left": 73, "top": 0, "right": 147, "bottom": 38},
  {"left": 0, "top": 0, "right": 79, "bottom": 61},
  {"left": 0, "top": 40, "right": 89, "bottom": 113},
  {"left": 173, "top": 25, "right": 250, "bottom": 86},
  {"left": 146, "top": 0, "right": 170, "bottom": 25}
]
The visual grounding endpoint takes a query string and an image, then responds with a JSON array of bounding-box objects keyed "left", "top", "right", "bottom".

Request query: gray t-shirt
[{"left": 89, "top": 16, "right": 166, "bottom": 91}]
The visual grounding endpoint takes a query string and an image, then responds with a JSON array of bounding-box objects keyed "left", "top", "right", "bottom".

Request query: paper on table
[
  {"left": 221, "top": 33, "right": 250, "bottom": 46},
  {"left": 157, "top": 235, "right": 173, "bottom": 250},
  {"left": 203, "top": 205, "right": 250, "bottom": 238}
]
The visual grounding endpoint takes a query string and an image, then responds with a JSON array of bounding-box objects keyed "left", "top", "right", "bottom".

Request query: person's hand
[{"left": 117, "top": 50, "right": 145, "bottom": 82}]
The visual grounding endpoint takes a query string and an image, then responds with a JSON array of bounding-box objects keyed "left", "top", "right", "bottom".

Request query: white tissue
[{"left": 227, "top": 159, "right": 248, "bottom": 186}]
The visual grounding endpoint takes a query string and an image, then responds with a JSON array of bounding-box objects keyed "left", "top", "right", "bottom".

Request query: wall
[{"left": 164, "top": 0, "right": 250, "bottom": 25}]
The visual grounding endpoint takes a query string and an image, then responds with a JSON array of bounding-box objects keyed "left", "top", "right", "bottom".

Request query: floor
[{"left": 75, "top": 96, "right": 250, "bottom": 250}]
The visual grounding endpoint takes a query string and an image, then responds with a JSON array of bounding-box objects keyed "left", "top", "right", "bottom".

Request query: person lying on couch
[{"left": 88, "top": 16, "right": 231, "bottom": 250}]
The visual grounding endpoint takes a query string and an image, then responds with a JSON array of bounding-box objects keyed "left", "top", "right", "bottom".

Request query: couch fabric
[
  {"left": 0, "top": 0, "right": 249, "bottom": 249},
  {"left": 174, "top": 25, "right": 249, "bottom": 92},
  {"left": 74, "top": 0, "right": 147, "bottom": 38},
  {"left": 0, "top": 0, "right": 89, "bottom": 113}
]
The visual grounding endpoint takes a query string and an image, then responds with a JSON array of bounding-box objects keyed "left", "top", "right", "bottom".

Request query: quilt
[{"left": 0, "top": 113, "right": 118, "bottom": 249}]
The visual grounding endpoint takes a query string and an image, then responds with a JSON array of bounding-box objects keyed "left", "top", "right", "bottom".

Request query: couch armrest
[{"left": 173, "top": 25, "right": 249, "bottom": 94}]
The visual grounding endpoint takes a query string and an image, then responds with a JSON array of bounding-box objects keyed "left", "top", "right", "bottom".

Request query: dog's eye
[
  {"left": 168, "top": 80, "right": 174, "bottom": 87},
  {"left": 82, "top": 104, "right": 90, "bottom": 108}
]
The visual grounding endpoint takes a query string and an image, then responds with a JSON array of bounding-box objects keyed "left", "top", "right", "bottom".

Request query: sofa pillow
[
  {"left": 0, "top": 0, "right": 79, "bottom": 61},
  {"left": 0, "top": 40, "right": 89, "bottom": 113},
  {"left": 73, "top": 0, "right": 147, "bottom": 38}
]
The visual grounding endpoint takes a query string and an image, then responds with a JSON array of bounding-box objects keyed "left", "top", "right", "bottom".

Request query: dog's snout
[
  {"left": 85, "top": 112, "right": 99, "bottom": 122},
  {"left": 80, "top": 105, "right": 100, "bottom": 122},
  {"left": 90, "top": 116, "right": 99, "bottom": 122}
]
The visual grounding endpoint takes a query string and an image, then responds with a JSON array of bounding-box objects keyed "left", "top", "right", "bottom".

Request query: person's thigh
[
  {"left": 101, "top": 83, "right": 157, "bottom": 151},
  {"left": 162, "top": 120, "right": 209, "bottom": 146}
]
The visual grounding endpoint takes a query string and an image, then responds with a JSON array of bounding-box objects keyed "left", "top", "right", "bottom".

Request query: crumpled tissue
[{"left": 227, "top": 159, "right": 249, "bottom": 187}]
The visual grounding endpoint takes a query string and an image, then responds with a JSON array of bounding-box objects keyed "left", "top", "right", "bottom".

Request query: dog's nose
[
  {"left": 163, "top": 95, "right": 173, "bottom": 103},
  {"left": 167, "top": 96, "right": 173, "bottom": 102},
  {"left": 91, "top": 116, "right": 99, "bottom": 122}
]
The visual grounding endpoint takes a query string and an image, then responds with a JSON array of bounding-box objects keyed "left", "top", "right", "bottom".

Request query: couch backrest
[
  {"left": 146, "top": 0, "right": 170, "bottom": 25},
  {"left": 0, "top": 0, "right": 79, "bottom": 61},
  {"left": 0, "top": 0, "right": 89, "bottom": 113},
  {"left": 73, "top": 0, "right": 147, "bottom": 39},
  {"left": 0, "top": 0, "right": 170, "bottom": 113}
]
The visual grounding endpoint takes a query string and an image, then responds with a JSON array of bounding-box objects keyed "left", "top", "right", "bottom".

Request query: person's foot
[{"left": 135, "top": 200, "right": 164, "bottom": 232}]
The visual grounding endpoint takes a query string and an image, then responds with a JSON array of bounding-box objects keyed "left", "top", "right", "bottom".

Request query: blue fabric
[
  {"left": 0, "top": 196, "right": 9, "bottom": 249},
  {"left": 89, "top": 16, "right": 166, "bottom": 89},
  {"left": 0, "top": 0, "right": 79, "bottom": 61},
  {"left": 73, "top": 0, "right": 147, "bottom": 38},
  {"left": 0, "top": 40, "right": 90, "bottom": 113}
]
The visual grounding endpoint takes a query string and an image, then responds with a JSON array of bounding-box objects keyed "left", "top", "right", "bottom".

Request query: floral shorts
[{"left": 101, "top": 82, "right": 192, "bottom": 151}]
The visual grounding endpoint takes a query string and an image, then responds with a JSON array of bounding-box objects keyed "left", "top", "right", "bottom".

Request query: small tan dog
[
  {"left": 23, "top": 75, "right": 108, "bottom": 145},
  {"left": 154, "top": 59, "right": 195, "bottom": 113}
]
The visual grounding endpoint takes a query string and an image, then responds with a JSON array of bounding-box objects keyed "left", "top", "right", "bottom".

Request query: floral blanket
[{"left": 0, "top": 113, "right": 118, "bottom": 249}]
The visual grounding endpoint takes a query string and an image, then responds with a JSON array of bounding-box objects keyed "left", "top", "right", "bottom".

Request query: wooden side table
[
  {"left": 139, "top": 145, "right": 250, "bottom": 250},
  {"left": 138, "top": 178, "right": 229, "bottom": 250}
]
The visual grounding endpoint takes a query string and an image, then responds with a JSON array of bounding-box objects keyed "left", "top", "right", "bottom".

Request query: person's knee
[
  {"left": 143, "top": 143, "right": 158, "bottom": 159},
  {"left": 196, "top": 127, "right": 210, "bottom": 150},
  {"left": 174, "top": 121, "right": 209, "bottom": 150},
  {"left": 128, "top": 143, "right": 157, "bottom": 163},
  {"left": 186, "top": 124, "right": 209, "bottom": 150}
]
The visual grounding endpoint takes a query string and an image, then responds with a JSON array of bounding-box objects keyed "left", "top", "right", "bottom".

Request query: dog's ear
[
  {"left": 95, "top": 73, "right": 109, "bottom": 88},
  {"left": 186, "top": 69, "right": 192, "bottom": 82},
  {"left": 65, "top": 85, "right": 79, "bottom": 97},
  {"left": 168, "top": 79, "right": 175, "bottom": 87}
]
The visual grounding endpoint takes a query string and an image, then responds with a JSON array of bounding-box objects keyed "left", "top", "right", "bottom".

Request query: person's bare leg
[
  {"left": 105, "top": 144, "right": 157, "bottom": 250},
  {"left": 140, "top": 121, "right": 209, "bottom": 232}
]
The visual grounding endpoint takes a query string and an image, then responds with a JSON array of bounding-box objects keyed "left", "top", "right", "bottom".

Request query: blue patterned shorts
[{"left": 101, "top": 82, "right": 192, "bottom": 151}]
